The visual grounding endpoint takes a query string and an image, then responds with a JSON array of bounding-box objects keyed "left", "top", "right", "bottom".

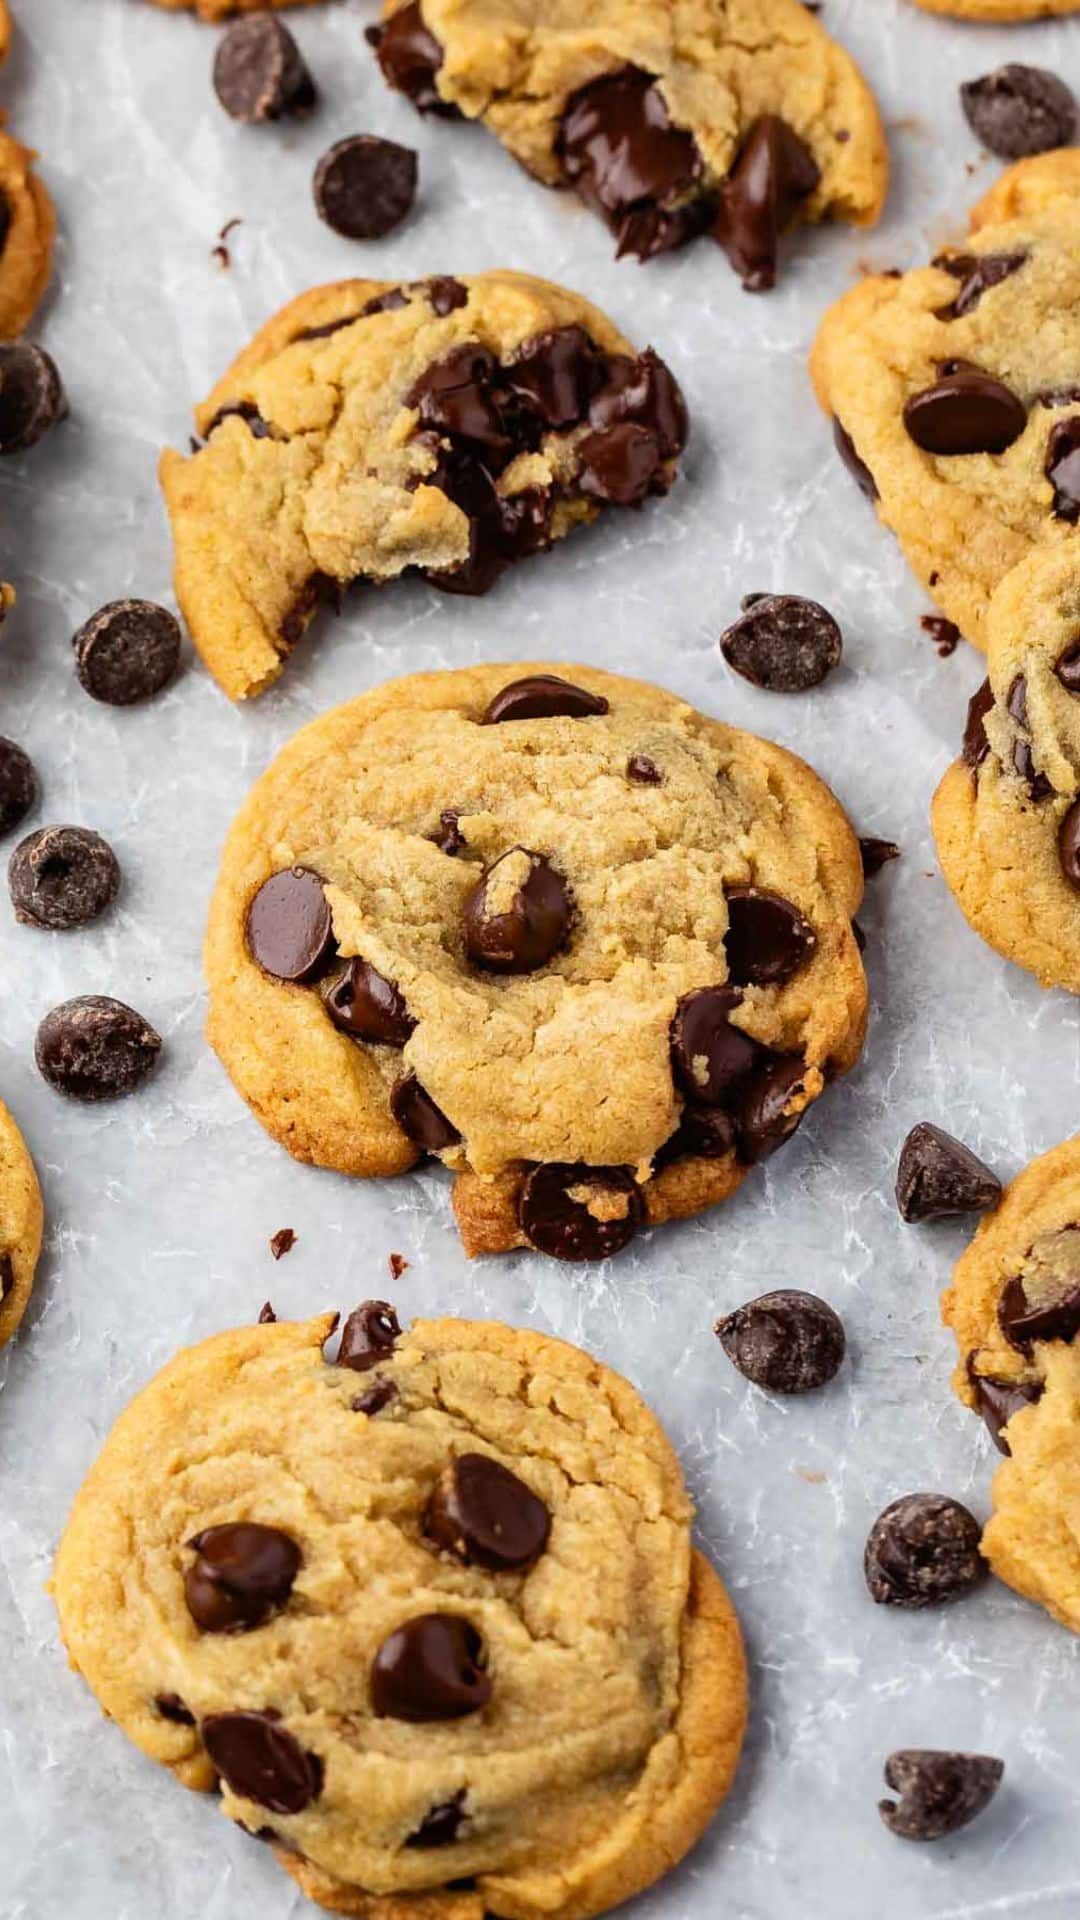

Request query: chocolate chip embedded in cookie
[
  {"left": 205, "top": 662, "right": 867, "bottom": 1261},
  {"left": 0, "top": 133, "right": 55, "bottom": 341},
  {"left": 0, "top": 1096, "right": 43, "bottom": 1354},
  {"left": 52, "top": 1308, "right": 748, "bottom": 1918},
  {"left": 369, "top": 0, "right": 886, "bottom": 285},
  {"left": 160, "top": 271, "right": 689, "bottom": 699}
]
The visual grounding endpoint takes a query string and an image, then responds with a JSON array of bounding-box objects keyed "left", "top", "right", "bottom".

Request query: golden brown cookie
[
  {"left": 944, "top": 1136, "right": 1080, "bottom": 1636},
  {"left": 204, "top": 662, "right": 867, "bottom": 1263},
  {"left": 53, "top": 1307, "right": 748, "bottom": 1918},
  {"left": 370, "top": 0, "right": 886, "bottom": 285},
  {"left": 0, "top": 129, "right": 55, "bottom": 339},
  {"left": 0, "top": 3, "right": 11, "bottom": 66},
  {"left": 811, "top": 155, "right": 1080, "bottom": 652},
  {"left": 148, "top": 0, "right": 326, "bottom": 18},
  {"left": 160, "top": 271, "right": 689, "bottom": 701},
  {"left": 932, "top": 546, "right": 1080, "bottom": 994},
  {"left": 912, "top": 0, "right": 1080, "bottom": 15},
  {"left": 0, "top": 1095, "right": 43, "bottom": 1352}
]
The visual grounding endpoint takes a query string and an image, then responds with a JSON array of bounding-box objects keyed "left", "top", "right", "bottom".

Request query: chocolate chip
[
  {"left": 968, "top": 1363, "right": 1042, "bottom": 1454},
  {"left": 0, "top": 1252, "right": 12, "bottom": 1304},
  {"left": 961, "top": 64, "right": 1076, "bottom": 158},
  {"left": 313, "top": 135, "right": 418, "bottom": 240},
  {"left": 654, "top": 1102, "right": 736, "bottom": 1170},
  {"left": 368, "top": 1, "right": 460, "bottom": 118},
  {"left": 429, "top": 809, "right": 465, "bottom": 855},
  {"left": 920, "top": 614, "right": 960, "bottom": 656},
  {"left": 390, "top": 1074, "right": 460, "bottom": 1153},
  {"left": 518, "top": 1163, "right": 643, "bottom": 1262},
  {"left": 35, "top": 996, "right": 161, "bottom": 1101},
  {"left": 670, "top": 986, "right": 760, "bottom": 1105},
  {"left": 1060, "top": 799, "right": 1080, "bottom": 888},
  {"left": 483, "top": 675, "right": 609, "bottom": 724},
  {"left": 713, "top": 115, "right": 821, "bottom": 292},
  {"left": 577, "top": 421, "right": 663, "bottom": 505},
  {"left": 1055, "top": 639, "right": 1080, "bottom": 692},
  {"left": 720, "top": 594, "right": 842, "bottom": 692},
  {"left": 352, "top": 1377, "right": 398, "bottom": 1416},
  {"left": 556, "top": 66, "right": 708, "bottom": 262},
  {"left": 201, "top": 1711, "right": 324, "bottom": 1813},
  {"left": 832, "top": 418, "right": 878, "bottom": 501},
  {"left": 716, "top": 1289, "right": 845, "bottom": 1393},
  {"left": 737, "top": 1056, "right": 810, "bottom": 1163},
  {"left": 627, "top": 754, "right": 662, "bottom": 785},
  {"left": 337, "top": 1300, "right": 401, "bottom": 1373},
  {"left": 268, "top": 1229, "right": 295, "bottom": 1262},
  {"left": 903, "top": 369, "right": 1026, "bottom": 457},
  {"left": 864, "top": 1494, "right": 985, "bottom": 1607},
  {"left": 895, "top": 1123, "right": 1001, "bottom": 1222},
  {"left": 999, "top": 1260, "right": 1080, "bottom": 1350},
  {"left": 203, "top": 400, "right": 275, "bottom": 441},
  {"left": 9, "top": 825, "right": 120, "bottom": 929},
  {"left": 859, "top": 837, "right": 901, "bottom": 878},
  {"left": 1005, "top": 673, "right": 1052, "bottom": 799},
  {"left": 879, "top": 1751, "right": 1003, "bottom": 1842},
  {"left": 934, "top": 251, "right": 1026, "bottom": 319},
  {"left": 408, "top": 344, "right": 507, "bottom": 456},
  {"left": 588, "top": 349, "right": 688, "bottom": 458},
  {"left": 154, "top": 1693, "right": 195, "bottom": 1725},
  {"left": 184, "top": 1524, "right": 301, "bottom": 1634},
  {"left": 724, "top": 886, "right": 815, "bottom": 986},
  {"left": 425, "top": 462, "right": 552, "bottom": 596},
  {"left": 322, "top": 958, "right": 416, "bottom": 1046},
  {"left": 72, "top": 600, "right": 182, "bottom": 706},
  {"left": 1045, "top": 416, "right": 1080, "bottom": 522},
  {"left": 502, "top": 325, "right": 604, "bottom": 430},
  {"left": 962, "top": 679, "right": 994, "bottom": 769},
  {"left": 258, "top": 1301, "right": 277, "bottom": 1322},
  {"left": 463, "top": 848, "right": 572, "bottom": 975},
  {"left": 213, "top": 15, "right": 316, "bottom": 123},
  {"left": 0, "top": 738, "right": 37, "bottom": 838},
  {"left": 0, "top": 343, "right": 66, "bottom": 454},
  {"left": 425, "top": 1453, "right": 551, "bottom": 1571},
  {"left": 246, "top": 868, "right": 335, "bottom": 983},
  {"left": 371, "top": 1614, "right": 492, "bottom": 1721},
  {"left": 405, "top": 1790, "right": 467, "bottom": 1848}
]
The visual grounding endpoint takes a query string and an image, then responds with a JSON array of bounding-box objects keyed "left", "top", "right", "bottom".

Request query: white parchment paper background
[{"left": 4, "top": 1, "right": 1080, "bottom": 1914}]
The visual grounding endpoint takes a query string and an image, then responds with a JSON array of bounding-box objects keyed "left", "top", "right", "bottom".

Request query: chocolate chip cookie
[
  {"left": 160, "top": 271, "right": 689, "bottom": 700},
  {"left": 0, "top": 1095, "right": 43, "bottom": 1353},
  {"left": 204, "top": 663, "right": 867, "bottom": 1262},
  {"left": 52, "top": 1307, "right": 748, "bottom": 1917},
  {"left": 811, "top": 154, "right": 1080, "bottom": 652},
  {"left": 943, "top": 1135, "right": 1080, "bottom": 1636},
  {"left": 913, "top": 0, "right": 1080, "bottom": 15},
  {"left": 0, "top": 130, "right": 55, "bottom": 340},
  {"left": 932, "top": 546, "right": 1080, "bottom": 994},
  {"left": 369, "top": 0, "right": 886, "bottom": 284}
]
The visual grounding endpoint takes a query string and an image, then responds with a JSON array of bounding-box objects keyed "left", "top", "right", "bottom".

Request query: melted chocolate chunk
[
  {"left": 0, "top": 1252, "right": 12, "bottom": 1305},
  {"left": 577, "top": 421, "right": 664, "bottom": 506},
  {"left": 322, "top": 959, "right": 416, "bottom": 1046},
  {"left": 352, "top": 1377, "right": 399, "bottom": 1416},
  {"left": 1046, "top": 416, "right": 1080, "bottom": 522},
  {"left": 737, "top": 1056, "right": 810, "bottom": 1163},
  {"left": 518, "top": 1163, "right": 643, "bottom": 1262},
  {"left": 35, "top": 996, "right": 161, "bottom": 1102},
  {"left": 859, "top": 837, "right": 901, "bottom": 878},
  {"left": 720, "top": 594, "right": 841, "bottom": 692},
  {"left": 503, "top": 325, "right": 604, "bottom": 430},
  {"left": 408, "top": 345, "right": 508, "bottom": 457},
  {"left": 653, "top": 1103, "right": 736, "bottom": 1171},
  {"left": 203, "top": 400, "right": 275, "bottom": 442},
  {"left": 879, "top": 1751, "right": 1003, "bottom": 1842},
  {"left": 833, "top": 417, "right": 878, "bottom": 501},
  {"left": 430, "top": 809, "right": 466, "bottom": 855},
  {"left": 724, "top": 886, "right": 815, "bottom": 986},
  {"left": 0, "top": 343, "right": 66, "bottom": 454},
  {"left": 73, "top": 600, "right": 182, "bottom": 706},
  {"left": 9, "top": 825, "right": 120, "bottom": 930},
  {"left": 405, "top": 1791, "right": 468, "bottom": 1849},
  {"left": 154, "top": 1693, "right": 195, "bottom": 1725},
  {"left": 588, "top": 348, "right": 688, "bottom": 458},
  {"left": 371, "top": 1614, "right": 492, "bottom": 1721},
  {"left": 337, "top": 1300, "right": 401, "bottom": 1373},
  {"left": 670, "top": 985, "right": 760, "bottom": 1106},
  {"left": 313, "top": 135, "right": 418, "bottom": 241},
  {"left": 713, "top": 115, "right": 820, "bottom": 292},
  {"left": 999, "top": 1264, "right": 1080, "bottom": 1349},
  {"left": 368, "top": 2, "right": 461, "bottom": 118},
  {"left": 425, "top": 1453, "right": 551, "bottom": 1571},
  {"left": 933, "top": 250, "right": 1026, "bottom": 319},
  {"left": 0, "top": 738, "right": 38, "bottom": 839},
  {"left": 1060, "top": 799, "right": 1080, "bottom": 888},
  {"left": 556, "top": 66, "right": 708, "bottom": 262},
  {"left": 962, "top": 678, "right": 994, "bottom": 770},
  {"left": 1055, "top": 639, "right": 1080, "bottom": 692},
  {"left": 960, "top": 64, "right": 1076, "bottom": 159},
  {"left": 184, "top": 1524, "right": 301, "bottom": 1634},
  {"left": 716, "top": 1289, "right": 845, "bottom": 1393},
  {"left": 627, "top": 753, "right": 662, "bottom": 785},
  {"left": 903, "top": 369, "right": 1026, "bottom": 456},
  {"left": 390, "top": 1074, "right": 460, "bottom": 1152},
  {"left": 202, "top": 1711, "right": 324, "bottom": 1814},
  {"left": 864, "top": 1494, "right": 985, "bottom": 1607},
  {"left": 280, "top": 569, "right": 340, "bottom": 653},
  {"left": 213, "top": 15, "right": 316, "bottom": 123},
  {"left": 482, "top": 675, "right": 608, "bottom": 724},
  {"left": 895, "top": 1123, "right": 1001, "bottom": 1222},
  {"left": 246, "top": 868, "right": 336, "bottom": 983},
  {"left": 424, "top": 448, "right": 552, "bottom": 595},
  {"left": 967, "top": 1363, "right": 1043, "bottom": 1455},
  {"left": 1006, "top": 673, "right": 1051, "bottom": 798},
  {"left": 920, "top": 614, "right": 960, "bottom": 656},
  {"left": 463, "top": 848, "right": 572, "bottom": 974}
]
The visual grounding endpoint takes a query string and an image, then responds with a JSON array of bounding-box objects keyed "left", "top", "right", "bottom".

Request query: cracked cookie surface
[
  {"left": 944, "top": 1137, "right": 1080, "bottom": 1636},
  {"left": 160, "top": 271, "right": 687, "bottom": 701},
  {"left": 204, "top": 662, "right": 867, "bottom": 1262},
  {"left": 0, "top": 1095, "right": 43, "bottom": 1352},
  {"left": 52, "top": 1308, "right": 747, "bottom": 1920},
  {"left": 370, "top": 0, "right": 885, "bottom": 283},
  {"left": 811, "top": 154, "right": 1080, "bottom": 653},
  {"left": 0, "top": 130, "right": 55, "bottom": 339}
]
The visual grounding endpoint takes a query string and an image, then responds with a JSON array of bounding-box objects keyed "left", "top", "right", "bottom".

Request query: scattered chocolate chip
[
  {"left": 213, "top": 15, "right": 316, "bottom": 123},
  {"left": 368, "top": 1, "right": 460, "bottom": 118},
  {"left": 859, "top": 837, "right": 901, "bottom": 878},
  {"left": 933, "top": 251, "right": 1026, "bottom": 319},
  {"left": 737, "top": 1056, "right": 810, "bottom": 1163},
  {"left": 0, "top": 738, "right": 37, "bottom": 838},
  {"left": 269, "top": 1229, "right": 296, "bottom": 1262},
  {"left": 154, "top": 1693, "right": 196, "bottom": 1725},
  {"left": 833, "top": 417, "right": 878, "bottom": 501},
  {"left": 962, "top": 679, "right": 994, "bottom": 770},
  {"left": 184, "top": 1524, "right": 301, "bottom": 1634},
  {"left": 258, "top": 1301, "right": 277, "bottom": 1323},
  {"left": 337, "top": 1300, "right": 401, "bottom": 1373},
  {"left": 518, "top": 1162, "right": 643, "bottom": 1262},
  {"left": 864, "top": 1494, "right": 985, "bottom": 1607},
  {"left": 713, "top": 115, "right": 821, "bottom": 292},
  {"left": 1060, "top": 799, "right": 1080, "bottom": 888},
  {"left": 35, "top": 996, "right": 161, "bottom": 1101},
  {"left": 720, "top": 594, "right": 841, "bottom": 692},
  {"left": 371, "top": 1614, "right": 492, "bottom": 1721},
  {"left": 313, "top": 135, "right": 418, "bottom": 240},
  {"left": 0, "top": 343, "right": 66, "bottom": 454},
  {"left": 322, "top": 958, "right": 416, "bottom": 1045},
  {"left": 960, "top": 64, "right": 1076, "bottom": 159},
  {"left": 556, "top": 66, "right": 709, "bottom": 262},
  {"left": 999, "top": 1259, "right": 1080, "bottom": 1349},
  {"left": 482, "top": 675, "right": 608, "bottom": 725},
  {"left": 352, "top": 1377, "right": 398, "bottom": 1416},
  {"left": 879, "top": 1750, "right": 1003, "bottom": 1842},
  {"left": 1045, "top": 417, "right": 1080, "bottom": 522},
  {"left": 1055, "top": 639, "right": 1080, "bottom": 692},
  {"left": 463, "top": 848, "right": 572, "bottom": 975},
  {"left": 429, "top": 809, "right": 465, "bottom": 855},
  {"left": 425, "top": 1453, "right": 551, "bottom": 1571},
  {"left": 405, "top": 1790, "right": 467, "bottom": 1848},
  {"left": 202, "top": 1711, "right": 324, "bottom": 1814},
  {"left": 896, "top": 1123, "right": 1001, "bottom": 1222},
  {"left": 716, "top": 1289, "right": 845, "bottom": 1393},
  {"left": 670, "top": 986, "right": 760, "bottom": 1106},
  {"left": 903, "top": 369, "right": 1026, "bottom": 457},
  {"left": 724, "top": 886, "right": 815, "bottom": 986},
  {"left": 72, "top": 600, "right": 182, "bottom": 706},
  {"left": 626, "top": 753, "right": 662, "bottom": 785},
  {"left": 967, "top": 1362, "right": 1043, "bottom": 1454},
  {"left": 8, "top": 825, "right": 120, "bottom": 930},
  {"left": 920, "top": 613, "right": 960, "bottom": 656},
  {"left": 390, "top": 1074, "right": 460, "bottom": 1153},
  {"left": 588, "top": 348, "right": 688, "bottom": 457},
  {"left": 246, "top": 868, "right": 336, "bottom": 983}
]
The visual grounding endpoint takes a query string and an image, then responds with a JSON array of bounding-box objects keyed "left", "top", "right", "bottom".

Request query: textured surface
[
  {"left": 9, "top": 3, "right": 1080, "bottom": 1918},
  {"left": 0, "top": 1093, "right": 42, "bottom": 1349}
]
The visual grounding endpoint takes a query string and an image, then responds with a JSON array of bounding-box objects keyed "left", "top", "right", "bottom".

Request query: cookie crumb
[
  {"left": 212, "top": 217, "right": 243, "bottom": 270},
  {"left": 920, "top": 613, "right": 959, "bottom": 656},
  {"left": 269, "top": 1228, "right": 296, "bottom": 1261}
]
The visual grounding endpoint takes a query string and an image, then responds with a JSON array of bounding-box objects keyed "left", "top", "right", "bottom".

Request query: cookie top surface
[
  {"left": 160, "top": 271, "right": 687, "bottom": 700},
  {"left": 204, "top": 662, "right": 866, "bottom": 1229},
  {"left": 932, "top": 544, "right": 1080, "bottom": 995},
  {"left": 0, "top": 1095, "right": 44, "bottom": 1353},
  {"left": 0, "top": 130, "right": 55, "bottom": 341},
  {"left": 811, "top": 157, "right": 1080, "bottom": 651},
  {"left": 53, "top": 1309, "right": 747, "bottom": 1917}
]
